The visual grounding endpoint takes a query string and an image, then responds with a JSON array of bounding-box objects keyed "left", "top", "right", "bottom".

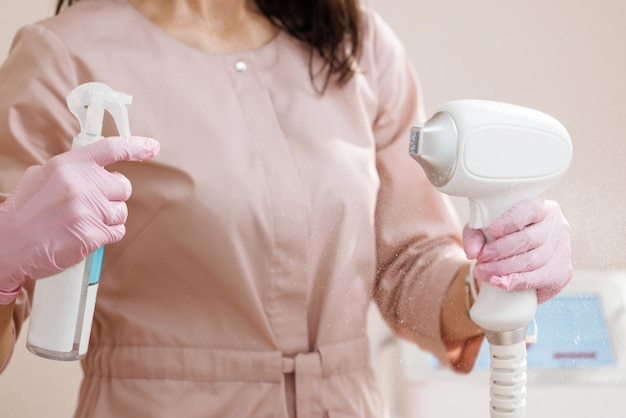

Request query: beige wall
[{"left": 1, "top": 0, "right": 626, "bottom": 416}]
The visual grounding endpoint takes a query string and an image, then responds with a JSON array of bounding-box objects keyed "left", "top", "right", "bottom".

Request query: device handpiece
[{"left": 410, "top": 100, "right": 572, "bottom": 418}]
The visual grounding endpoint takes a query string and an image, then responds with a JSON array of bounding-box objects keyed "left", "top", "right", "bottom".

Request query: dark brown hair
[{"left": 55, "top": 0, "right": 362, "bottom": 92}]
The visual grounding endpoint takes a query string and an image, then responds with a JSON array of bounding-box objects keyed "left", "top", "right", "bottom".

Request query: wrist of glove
[
  {"left": 0, "top": 136, "right": 160, "bottom": 304},
  {"left": 0, "top": 284, "right": 22, "bottom": 305},
  {"left": 462, "top": 197, "right": 573, "bottom": 304}
]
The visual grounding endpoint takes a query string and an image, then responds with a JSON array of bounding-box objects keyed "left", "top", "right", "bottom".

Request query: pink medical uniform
[{"left": 0, "top": 0, "right": 478, "bottom": 416}]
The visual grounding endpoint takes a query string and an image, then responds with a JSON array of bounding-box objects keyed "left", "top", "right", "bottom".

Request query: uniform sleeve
[
  {"left": 364, "top": 10, "right": 480, "bottom": 368},
  {"left": 0, "top": 23, "right": 78, "bottom": 371},
  {"left": 0, "top": 281, "right": 33, "bottom": 373},
  {"left": 0, "top": 23, "right": 78, "bottom": 199}
]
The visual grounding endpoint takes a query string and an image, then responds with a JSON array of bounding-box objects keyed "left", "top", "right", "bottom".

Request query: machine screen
[{"left": 475, "top": 294, "right": 616, "bottom": 369}]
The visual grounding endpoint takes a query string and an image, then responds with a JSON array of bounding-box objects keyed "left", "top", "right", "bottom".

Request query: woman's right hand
[{"left": 0, "top": 136, "right": 160, "bottom": 304}]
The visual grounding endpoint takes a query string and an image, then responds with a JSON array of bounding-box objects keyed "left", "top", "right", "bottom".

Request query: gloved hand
[
  {"left": 0, "top": 136, "right": 160, "bottom": 304},
  {"left": 462, "top": 197, "right": 572, "bottom": 304}
]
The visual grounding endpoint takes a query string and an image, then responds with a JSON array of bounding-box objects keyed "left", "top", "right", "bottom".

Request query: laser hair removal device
[
  {"left": 27, "top": 82, "right": 132, "bottom": 361},
  {"left": 409, "top": 100, "right": 572, "bottom": 418}
]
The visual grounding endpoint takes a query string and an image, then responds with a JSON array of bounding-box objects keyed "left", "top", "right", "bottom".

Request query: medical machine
[{"left": 392, "top": 269, "right": 626, "bottom": 418}]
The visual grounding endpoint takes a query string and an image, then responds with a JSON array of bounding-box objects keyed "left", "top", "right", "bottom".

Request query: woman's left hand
[{"left": 462, "top": 197, "right": 573, "bottom": 304}]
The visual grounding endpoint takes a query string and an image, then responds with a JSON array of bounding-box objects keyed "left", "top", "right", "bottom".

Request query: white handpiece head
[
  {"left": 409, "top": 99, "right": 572, "bottom": 229},
  {"left": 66, "top": 82, "right": 133, "bottom": 149}
]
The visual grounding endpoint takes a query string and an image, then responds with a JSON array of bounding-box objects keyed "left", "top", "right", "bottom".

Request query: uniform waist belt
[{"left": 83, "top": 337, "right": 371, "bottom": 382}]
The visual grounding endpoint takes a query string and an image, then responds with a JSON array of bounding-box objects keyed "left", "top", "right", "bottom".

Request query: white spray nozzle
[{"left": 66, "top": 82, "right": 133, "bottom": 147}]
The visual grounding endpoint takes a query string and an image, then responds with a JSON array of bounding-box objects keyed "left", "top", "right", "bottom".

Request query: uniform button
[{"left": 234, "top": 60, "right": 248, "bottom": 72}]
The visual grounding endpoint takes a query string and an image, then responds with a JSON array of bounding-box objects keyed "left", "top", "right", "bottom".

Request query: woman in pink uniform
[{"left": 0, "top": 0, "right": 572, "bottom": 417}]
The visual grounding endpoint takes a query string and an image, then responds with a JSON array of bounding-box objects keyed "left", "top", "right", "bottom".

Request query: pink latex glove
[
  {"left": 462, "top": 197, "right": 573, "bottom": 304},
  {"left": 0, "top": 136, "right": 160, "bottom": 304}
]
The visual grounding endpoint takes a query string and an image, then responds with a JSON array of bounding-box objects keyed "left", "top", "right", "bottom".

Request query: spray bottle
[
  {"left": 409, "top": 100, "right": 572, "bottom": 418},
  {"left": 26, "top": 82, "right": 133, "bottom": 361}
]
